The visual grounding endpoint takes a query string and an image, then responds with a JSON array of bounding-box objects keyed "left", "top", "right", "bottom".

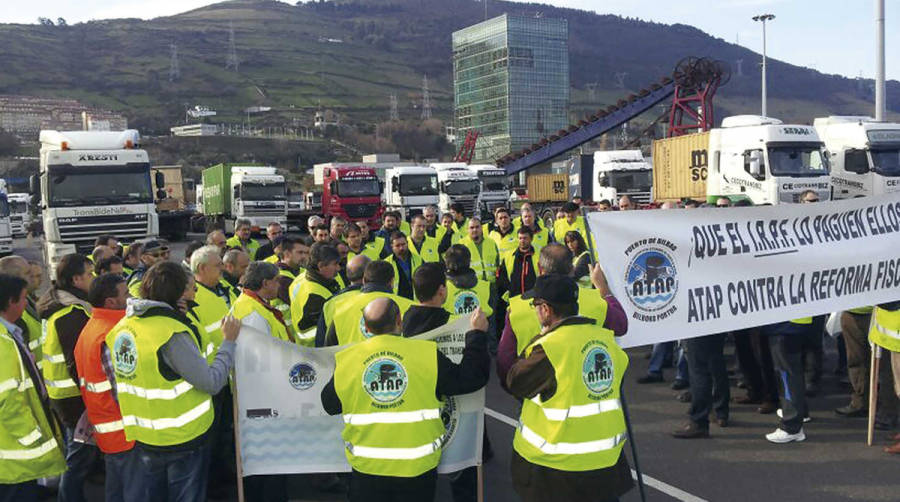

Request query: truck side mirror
[
  {"left": 749, "top": 159, "right": 761, "bottom": 177},
  {"left": 29, "top": 175, "right": 39, "bottom": 196},
  {"left": 154, "top": 171, "right": 165, "bottom": 189},
  {"left": 156, "top": 189, "right": 167, "bottom": 200},
  {"left": 391, "top": 177, "right": 399, "bottom": 192}
]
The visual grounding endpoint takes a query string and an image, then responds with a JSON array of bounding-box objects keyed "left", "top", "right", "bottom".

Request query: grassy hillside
[{"left": 0, "top": 0, "right": 896, "bottom": 137}]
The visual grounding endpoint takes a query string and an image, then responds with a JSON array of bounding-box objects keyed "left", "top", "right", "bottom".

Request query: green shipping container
[{"left": 201, "top": 163, "right": 230, "bottom": 216}]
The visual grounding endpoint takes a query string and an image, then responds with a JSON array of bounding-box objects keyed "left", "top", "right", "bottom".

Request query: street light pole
[
  {"left": 875, "top": 0, "right": 885, "bottom": 122},
  {"left": 753, "top": 14, "right": 775, "bottom": 117}
]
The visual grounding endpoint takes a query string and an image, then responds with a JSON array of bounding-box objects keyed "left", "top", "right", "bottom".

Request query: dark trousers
[
  {"left": 243, "top": 475, "right": 288, "bottom": 502},
  {"left": 349, "top": 468, "right": 437, "bottom": 502},
  {"left": 686, "top": 333, "right": 730, "bottom": 426},
  {"left": 803, "top": 320, "right": 825, "bottom": 387},
  {"left": 842, "top": 311, "right": 872, "bottom": 408},
  {"left": 122, "top": 443, "right": 209, "bottom": 502},
  {"left": 105, "top": 450, "right": 130, "bottom": 502},
  {"left": 0, "top": 481, "right": 39, "bottom": 502},
  {"left": 206, "top": 388, "right": 236, "bottom": 486},
  {"left": 770, "top": 333, "right": 808, "bottom": 434},
  {"left": 733, "top": 328, "right": 779, "bottom": 403},
  {"left": 59, "top": 427, "right": 100, "bottom": 502},
  {"left": 449, "top": 466, "right": 477, "bottom": 502}
]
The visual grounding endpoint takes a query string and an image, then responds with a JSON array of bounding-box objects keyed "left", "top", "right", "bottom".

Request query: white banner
[
  {"left": 586, "top": 193, "right": 900, "bottom": 348},
  {"left": 234, "top": 315, "right": 483, "bottom": 477}
]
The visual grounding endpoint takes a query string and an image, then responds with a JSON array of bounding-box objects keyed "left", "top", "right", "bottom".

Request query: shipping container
[
  {"left": 652, "top": 131, "right": 710, "bottom": 201},
  {"left": 201, "top": 163, "right": 229, "bottom": 216},
  {"left": 527, "top": 173, "right": 569, "bottom": 202}
]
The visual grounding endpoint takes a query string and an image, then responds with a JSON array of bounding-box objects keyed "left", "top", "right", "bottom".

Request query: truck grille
[
  {"left": 344, "top": 203, "right": 379, "bottom": 219},
  {"left": 621, "top": 191, "right": 652, "bottom": 205},
  {"left": 57, "top": 214, "right": 150, "bottom": 251},
  {"left": 244, "top": 208, "right": 286, "bottom": 217},
  {"left": 458, "top": 198, "right": 478, "bottom": 218}
]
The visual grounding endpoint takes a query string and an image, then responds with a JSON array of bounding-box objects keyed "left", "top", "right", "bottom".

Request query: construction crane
[{"left": 454, "top": 130, "right": 479, "bottom": 164}]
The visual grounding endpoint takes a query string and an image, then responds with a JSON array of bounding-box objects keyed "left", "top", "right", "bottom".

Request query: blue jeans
[
  {"left": 59, "top": 427, "right": 99, "bottom": 502},
  {"left": 104, "top": 450, "right": 130, "bottom": 502},
  {"left": 648, "top": 342, "right": 690, "bottom": 382},
  {"left": 122, "top": 443, "right": 209, "bottom": 502},
  {"left": 0, "top": 481, "right": 39, "bottom": 502}
]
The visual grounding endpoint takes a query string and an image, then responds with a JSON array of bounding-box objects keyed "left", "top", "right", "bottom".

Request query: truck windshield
[
  {"left": 478, "top": 173, "right": 508, "bottom": 192},
  {"left": 870, "top": 148, "right": 900, "bottom": 177},
  {"left": 337, "top": 178, "right": 380, "bottom": 197},
  {"left": 0, "top": 196, "right": 8, "bottom": 218},
  {"left": 47, "top": 164, "right": 153, "bottom": 207},
  {"left": 443, "top": 179, "right": 480, "bottom": 195},
  {"left": 241, "top": 182, "right": 285, "bottom": 200},
  {"left": 767, "top": 146, "right": 829, "bottom": 177},
  {"left": 399, "top": 175, "right": 438, "bottom": 196},
  {"left": 601, "top": 170, "right": 653, "bottom": 189},
  {"left": 10, "top": 200, "right": 27, "bottom": 214}
]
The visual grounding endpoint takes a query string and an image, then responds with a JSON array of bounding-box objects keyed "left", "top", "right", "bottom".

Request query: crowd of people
[{"left": 1, "top": 194, "right": 898, "bottom": 502}]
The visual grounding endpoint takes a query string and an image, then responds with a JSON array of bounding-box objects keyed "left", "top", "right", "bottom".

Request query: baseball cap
[
  {"left": 522, "top": 275, "right": 579, "bottom": 305},
  {"left": 141, "top": 240, "right": 169, "bottom": 255}
]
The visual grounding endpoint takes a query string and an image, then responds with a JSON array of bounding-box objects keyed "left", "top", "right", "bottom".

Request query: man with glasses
[
  {"left": 256, "top": 222, "right": 284, "bottom": 262},
  {"left": 799, "top": 190, "right": 819, "bottom": 204},
  {"left": 126, "top": 240, "right": 170, "bottom": 298}
]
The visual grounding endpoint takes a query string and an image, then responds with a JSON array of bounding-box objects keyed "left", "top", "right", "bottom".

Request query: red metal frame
[
  {"left": 454, "top": 130, "right": 479, "bottom": 163},
  {"left": 667, "top": 76, "right": 722, "bottom": 137}
]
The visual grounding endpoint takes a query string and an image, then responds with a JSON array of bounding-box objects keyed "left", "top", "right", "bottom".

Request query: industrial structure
[{"left": 0, "top": 95, "right": 126, "bottom": 139}]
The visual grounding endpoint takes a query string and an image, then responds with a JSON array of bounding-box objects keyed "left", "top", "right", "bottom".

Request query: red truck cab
[{"left": 321, "top": 166, "right": 383, "bottom": 227}]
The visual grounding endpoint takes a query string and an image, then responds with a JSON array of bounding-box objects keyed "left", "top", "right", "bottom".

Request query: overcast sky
[{"left": 3, "top": 0, "right": 897, "bottom": 80}]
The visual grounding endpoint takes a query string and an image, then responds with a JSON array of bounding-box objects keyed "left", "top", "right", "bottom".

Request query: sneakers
[
  {"left": 766, "top": 428, "right": 806, "bottom": 444},
  {"left": 776, "top": 408, "right": 811, "bottom": 423}
]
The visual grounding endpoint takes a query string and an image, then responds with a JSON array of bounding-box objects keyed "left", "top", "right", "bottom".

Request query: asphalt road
[{"left": 13, "top": 235, "right": 899, "bottom": 502}]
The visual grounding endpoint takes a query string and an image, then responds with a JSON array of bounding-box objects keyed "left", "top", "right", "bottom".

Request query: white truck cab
[
  {"left": 706, "top": 116, "right": 831, "bottom": 204},
  {"left": 229, "top": 166, "right": 287, "bottom": 232},
  {"left": 7, "top": 193, "right": 31, "bottom": 237},
  {"left": 34, "top": 130, "right": 159, "bottom": 274},
  {"left": 431, "top": 163, "right": 482, "bottom": 217},
  {"left": 0, "top": 180, "right": 11, "bottom": 256},
  {"left": 814, "top": 116, "right": 900, "bottom": 199},
  {"left": 593, "top": 150, "right": 653, "bottom": 205},
  {"left": 384, "top": 166, "right": 439, "bottom": 221},
  {"left": 468, "top": 164, "right": 510, "bottom": 218}
]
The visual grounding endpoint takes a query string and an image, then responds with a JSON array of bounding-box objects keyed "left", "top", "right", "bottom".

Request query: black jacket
[
  {"left": 497, "top": 247, "right": 537, "bottom": 300},
  {"left": 296, "top": 270, "right": 342, "bottom": 332},
  {"left": 320, "top": 304, "right": 490, "bottom": 415}
]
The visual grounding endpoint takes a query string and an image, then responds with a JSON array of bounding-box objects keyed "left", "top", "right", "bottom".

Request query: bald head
[
  {"left": 346, "top": 255, "right": 370, "bottom": 284},
  {"left": 363, "top": 297, "right": 401, "bottom": 336},
  {"left": 92, "top": 246, "right": 115, "bottom": 264},
  {"left": 538, "top": 242, "right": 573, "bottom": 276}
]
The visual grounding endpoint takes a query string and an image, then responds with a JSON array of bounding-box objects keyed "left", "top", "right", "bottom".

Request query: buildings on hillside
[
  {"left": 0, "top": 95, "right": 127, "bottom": 139},
  {"left": 452, "top": 14, "right": 569, "bottom": 163}
]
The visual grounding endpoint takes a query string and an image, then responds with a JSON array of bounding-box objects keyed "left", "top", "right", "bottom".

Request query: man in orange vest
[{"left": 73, "top": 273, "right": 132, "bottom": 502}]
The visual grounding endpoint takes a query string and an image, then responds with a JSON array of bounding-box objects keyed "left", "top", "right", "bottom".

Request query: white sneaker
[
  {"left": 776, "top": 409, "right": 811, "bottom": 423},
  {"left": 766, "top": 428, "right": 806, "bottom": 443}
]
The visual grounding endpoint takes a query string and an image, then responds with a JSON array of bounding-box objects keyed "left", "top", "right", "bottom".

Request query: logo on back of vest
[
  {"left": 362, "top": 357, "right": 407, "bottom": 404},
  {"left": 453, "top": 291, "right": 480, "bottom": 314},
  {"left": 288, "top": 362, "right": 316, "bottom": 391},
  {"left": 583, "top": 346, "right": 613, "bottom": 394},
  {"left": 113, "top": 332, "right": 137, "bottom": 377}
]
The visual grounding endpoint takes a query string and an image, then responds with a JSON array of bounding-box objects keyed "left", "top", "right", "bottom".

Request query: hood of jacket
[
  {"left": 447, "top": 269, "right": 478, "bottom": 289},
  {"left": 125, "top": 297, "right": 173, "bottom": 318},
  {"left": 37, "top": 287, "right": 92, "bottom": 319}
]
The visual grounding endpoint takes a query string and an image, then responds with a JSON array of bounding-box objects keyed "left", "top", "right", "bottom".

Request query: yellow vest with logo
[
  {"left": 488, "top": 227, "right": 518, "bottom": 256},
  {"left": 509, "top": 290, "right": 610, "bottom": 355},
  {"left": 226, "top": 235, "right": 260, "bottom": 260},
  {"left": 513, "top": 321, "right": 628, "bottom": 471},
  {"left": 106, "top": 313, "right": 214, "bottom": 446},
  {"left": 387, "top": 253, "right": 424, "bottom": 297},
  {"left": 289, "top": 279, "right": 334, "bottom": 345},
  {"left": 232, "top": 293, "right": 291, "bottom": 344},
  {"left": 869, "top": 307, "right": 900, "bottom": 352},
  {"left": 41, "top": 304, "right": 87, "bottom": 399},
  {"left": 333, "top": 291, "right": 416, "bottom": 346},
  {"left": 458, "top": 236, "right": 499, "bottom": 283},
  {"left": 192, "top": 282, "right": 235, "bottom": 363},
  {"left": 334, "top": 335, "right": 444, "bottom": 477},
  {"left": 408, "top": 236, "right": 441, "bottom": 263},
  {"left": 0, "top": 324, "right": 67, "bottom": 483},
  {"left": 322, "top": 289, "right": 362, "bottom": 334},
  {"left": 444, "top": 279, "right": 493, "bottom": 317},
  {"left": 349, "top": 246, "right": 381, "bottom": 262}
]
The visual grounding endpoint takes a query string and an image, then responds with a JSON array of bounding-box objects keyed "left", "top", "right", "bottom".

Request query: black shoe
[
  {"left": 671, "top": 379, "right": 689, "bottom": 390},
  {"left": 875, "top": 417, "right": 898, "bottom": 431},
  {"left": 834, "top": 405, "right": 867, "bottom": 417},
  {"left": 677, "top": 391, "right": 692, "bottom": 403},
  {"left": 637, "top": 373, "right": 664, "bottom": 384},
  {"left": 672, "top": 421, "right": 709, "bottom": 439}
]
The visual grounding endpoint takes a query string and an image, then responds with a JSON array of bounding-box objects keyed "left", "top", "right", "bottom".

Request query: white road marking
[{"left": 486, "top": 407, "right": 708, "bottom": 502}]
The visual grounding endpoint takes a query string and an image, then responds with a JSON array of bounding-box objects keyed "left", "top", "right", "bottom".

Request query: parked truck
[
  {"left": 7, "top": 193, "right": 31, "bottom": 237},
  {"left": 152, "top": 165, "right": 194, "bottom": 241},
  {"left": 813, "top": 116, "right": 900, "bottom": 199},
  {"left": 32, "top": 130, "right": 159, "bottom": 274},
  {"left": 468, "top": 164, "right": 510, "bottom": 218},
  {"left": 431, "top": 163, "right": 481, "bottom": 217},
  {"left": 200, "top": 164, "right": 287, "bottom": 233},
  {"left": 652, "top": 115, "right": 832, "bottom": 205},
  {"left": 384, "top": 166, "right": 439, "bottom": 221},
  {"left": 0, "top": 180, "right": 11, "bottom": 256},
  {"left": 313, "top": 164, "right": 384, "bottom": 227}
]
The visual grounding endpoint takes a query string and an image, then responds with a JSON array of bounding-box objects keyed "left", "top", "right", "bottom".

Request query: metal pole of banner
[
  {"left": 477, "top": 464, "right": 484, "bottom": 502},
  {"left": 232, "top": 375, "right": 246, "bottom": 502},
  {"left": 868, "top": 343, "right": 881, "bottom": 446},
  {"left": 582, "top": 208, "right": 647, "bottom": 502}
]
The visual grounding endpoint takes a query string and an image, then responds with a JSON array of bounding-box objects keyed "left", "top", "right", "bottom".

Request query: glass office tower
[{"left": 452, "top": 14, "right": 569, "bottom": 162}]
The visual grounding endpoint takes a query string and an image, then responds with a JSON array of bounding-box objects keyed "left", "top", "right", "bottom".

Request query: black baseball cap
[
  {"left": 522, "top": 275, "right": 579, "bottom": 305},
  {"left": 141, "top": 240, "right": 169, "bottom": 254}
]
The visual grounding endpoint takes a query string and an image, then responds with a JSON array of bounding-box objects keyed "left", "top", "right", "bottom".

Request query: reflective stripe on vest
[
  {"left": 459, "top": 236, "right": 499, "bottom": 282},
  {"left": 343, "top": 408, "right": 440, "bottom": 426},
  {"left": 532, "top": 397, "right": 622, "bottom": 421},
  {"left": 346, "top": 437, "right": 444, "bottom": 461},
  {"left": 42, "top": 305, "right": 87, "bottom": 399},
  {"left": 870, "top": 307, "right": 900, "bottom": 352},
  {"left": 517, "top": 424, "right": 626, "bottom": 456},
  {"left": 106, "top": 314, "right": 214, "bottom": 446}
]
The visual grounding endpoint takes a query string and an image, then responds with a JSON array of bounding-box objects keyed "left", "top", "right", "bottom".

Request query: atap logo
[
  {"left": 113, "top": 332, "right": 138, "bottom": 377},
  {"left": 453, "top": 291, "right": 481, "bottom": 314},
  {"left": 440, "top": 396, "right": 459, "bottom": 448},
  {"left": 362, "top": 358, "right": 408, "bottom": 404},
  {"left": 288, "top": 362, "right": 317, "bottom": 391},
  {"left": 582, "top": 346, "right": 614, "bottom": 394},
  {"left": 624, "top": 247, "right": 678, "bottom": 313}
]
